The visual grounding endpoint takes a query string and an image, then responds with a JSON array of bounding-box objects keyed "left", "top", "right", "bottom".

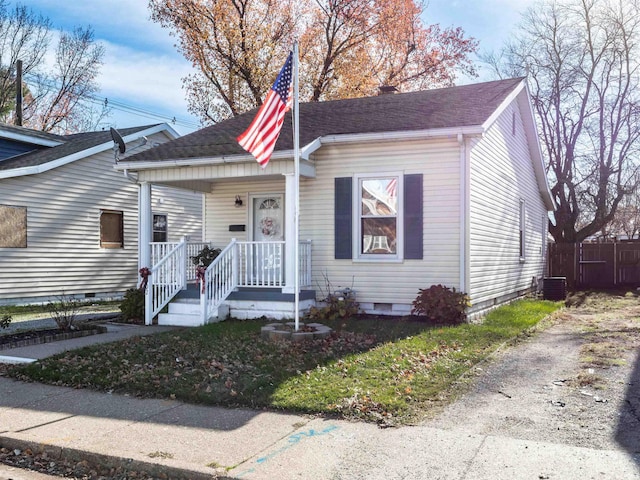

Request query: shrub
[
  {"left": 0, "top": 314, "right": 11, "bottom": 329},
  {"left": 305, "top": 289, "right": 360, "bottom": 323},
  {"left": 120, "top": 288, "right": 145, "bottom": 324},
  {"left": 46, "top": 294, "right": 80, "bottom": 331},
  {"left": 411, "top": 284, "right": 470, "bottom": 325},
  {"left": 191, "top": 245, "right": 222, "bottom": 268}
]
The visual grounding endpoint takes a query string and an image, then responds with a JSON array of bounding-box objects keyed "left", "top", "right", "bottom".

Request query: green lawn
[{"left": 4, "top": 299, "right": 560, "bottom": 425}]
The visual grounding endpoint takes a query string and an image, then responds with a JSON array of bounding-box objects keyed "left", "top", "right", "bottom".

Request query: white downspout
[
  {"left": 123, "top": 169, "right": 138, "bottom": 183},
  {"left": 458, "top": 134, "right": 470, "bottom": 294}
]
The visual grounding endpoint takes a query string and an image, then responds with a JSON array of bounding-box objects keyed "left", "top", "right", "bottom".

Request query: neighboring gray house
[
  {"left": 116, "top": 78, "right": 554, "bottom": 325},
  {"left": 0, "top": 123, "right": 203, "bottom": 305}
]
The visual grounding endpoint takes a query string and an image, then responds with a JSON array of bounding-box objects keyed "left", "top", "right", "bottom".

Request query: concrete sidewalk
[{"left": 1, "top": 324, "right": 639, "bottom": 479}]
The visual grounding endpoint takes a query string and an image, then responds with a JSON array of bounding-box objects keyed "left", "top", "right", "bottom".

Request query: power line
[{"left": 23, "top": 73, "right": 201, "bottom": 130}]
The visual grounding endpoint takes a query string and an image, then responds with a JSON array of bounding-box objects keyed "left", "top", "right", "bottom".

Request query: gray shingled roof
[
  {"left": 0, "top": 125, "right": 159, "bottom": 171},
  {"left": 124, "top": 78, "right": 524, "bottom": 163}
]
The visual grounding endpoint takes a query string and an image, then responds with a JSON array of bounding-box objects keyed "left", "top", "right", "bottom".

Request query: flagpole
[{"left": 293, "top": 42, "right": 300, "bottom": 331}]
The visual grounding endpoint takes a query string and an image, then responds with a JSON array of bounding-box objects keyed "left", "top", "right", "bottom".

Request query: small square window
[
  {"left": 100, "top": 210, "right": 123, "bottom": 248},
  {"left": 153, "top": 214, "right": 168, "bottom": 242}
]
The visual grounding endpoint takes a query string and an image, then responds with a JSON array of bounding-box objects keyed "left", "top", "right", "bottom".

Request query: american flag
[
  {"left": 237, "top": 52, "right": 293, "bottom": 168},
  {"left": 386, "top": 177, "right": 398, "bottom": 198}
]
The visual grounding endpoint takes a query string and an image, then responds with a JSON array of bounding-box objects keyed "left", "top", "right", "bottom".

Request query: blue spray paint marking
[{"left": 235, "top": 424, "right": 339, "bottom": 477}]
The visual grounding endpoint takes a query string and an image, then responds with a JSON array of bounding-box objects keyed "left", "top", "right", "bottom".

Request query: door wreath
[{"left": 260, "top": 217, "right": 278, "bottom": 237}]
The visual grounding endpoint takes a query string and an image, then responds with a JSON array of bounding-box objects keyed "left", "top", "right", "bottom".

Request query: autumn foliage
[{"left": 149, "top": 0, "right": 478, "bottom": 124}]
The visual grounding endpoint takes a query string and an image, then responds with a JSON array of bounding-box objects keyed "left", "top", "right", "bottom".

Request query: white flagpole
[{"left": 293, "top": 42, "right": 300, "bottom": 331}]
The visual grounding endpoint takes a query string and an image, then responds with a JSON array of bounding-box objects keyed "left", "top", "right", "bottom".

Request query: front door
[{"left": 250, "top": 194, "right": 284, "bottom": 284}]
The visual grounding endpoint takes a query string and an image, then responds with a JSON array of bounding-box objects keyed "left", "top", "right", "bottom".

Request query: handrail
[
  {"left": 152, "top": 241, "right": 211, "bottom": 281},
  {"left": 145, "top": 240, "right": 186, "bottom": 325},
  {"left": 201, "top": 239, "right": 238, "bottom": 323}
]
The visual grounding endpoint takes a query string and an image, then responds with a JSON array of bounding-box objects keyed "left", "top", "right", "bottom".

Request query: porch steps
[{"left": 157, "top": 298, "right": 229, "bottom": 327}]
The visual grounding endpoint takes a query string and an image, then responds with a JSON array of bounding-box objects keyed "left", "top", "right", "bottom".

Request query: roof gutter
[
  {"left": 301, "top": 126, "right": 485, "bottom": 160},
  {"left": 116, "top": 126, "right": 485, "bottom": 171},
  {"left": 0, "top": 131, "right": 63, "bottom": 147}
]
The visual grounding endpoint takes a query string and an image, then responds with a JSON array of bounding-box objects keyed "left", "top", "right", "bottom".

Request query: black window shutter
[
  {"left": 404, "top": 174, "right": 423, "bottom": 259},
  {"left": 335, "top": 177, "right": 352, "bottom": 259}
]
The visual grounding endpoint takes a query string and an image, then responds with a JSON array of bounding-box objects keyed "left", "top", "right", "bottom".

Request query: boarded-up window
[
  {"left": 0, "top": 205, "right": 27, "bottom": 248},
  {"left": 100, "top": 210, "right": 123, "bottom": 248}
]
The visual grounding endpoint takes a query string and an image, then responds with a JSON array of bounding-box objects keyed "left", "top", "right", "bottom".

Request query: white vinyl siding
[
  {"left": 305, "top": 139, "right": 460, "bottom": 307},
  {"left": 468, "top": 102, "right": 547, "bottom": 312},
  {"left": 200, "top": 140, "right": 459, "bottom": 309},
  {"left": 203, "top": 178, "right": 285, "bottom": 247},
  {"left": 0, "top": 131, "right": 203, "bottom": 304},
  {"left": 0, "top": 150, "right": 139, "bottom": 302},
  {"left": 151, "top": 184, "right": 203, "bottom": 242}
]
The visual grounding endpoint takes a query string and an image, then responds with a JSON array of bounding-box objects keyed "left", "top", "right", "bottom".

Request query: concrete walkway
[{"left": 1, "top": 324, "right": 639, "bottom": 479}]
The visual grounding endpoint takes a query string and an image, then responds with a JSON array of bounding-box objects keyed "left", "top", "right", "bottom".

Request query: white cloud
[{"left": 99, "top": 41, "right": 192, "bottom": 112}]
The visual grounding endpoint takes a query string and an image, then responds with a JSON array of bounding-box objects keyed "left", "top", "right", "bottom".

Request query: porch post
[
  {"left": 282, "top": 173, "right": 296, "bottom": 293},
  {"left": 139, "top": 182, "right": 152, "bottom": 270}
]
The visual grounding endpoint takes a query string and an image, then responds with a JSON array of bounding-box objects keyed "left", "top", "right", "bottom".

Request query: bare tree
[
  {"left": 0, "top": 2, "right": 106, "bottom": 133},
  {"left": 24, "top": 27, "right": 106, "bottom": 133},
  {"left": 0, "top": 0, "right": 50, "bottom": 117},
  {"left": 487, "top": 0, "right": 640, "bottom": 243},
  {"left": 607, "top": 171, "right": 640, "bottom": 239}
]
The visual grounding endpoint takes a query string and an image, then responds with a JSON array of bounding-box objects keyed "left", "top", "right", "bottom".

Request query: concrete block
[{"left": 291, "top": 332, "right": 315, "bottom": 342}]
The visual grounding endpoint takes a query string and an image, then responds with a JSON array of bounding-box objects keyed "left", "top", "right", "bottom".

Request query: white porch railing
[
  {"left": 201, "top": 240, "right": 237, "bottom": 323},
  {"left": 299, "top": 240, "right": 312, "bottom": 288},
  {"left": 151, "top": 241, "right": 210, "bottom": 281},
  {"left": 145, "top": 239, "right": 186, "bottom": 325},
  {"left": 146, "top": 239, "right": 312, "bottom": 325},
  {"left": 237, "top": 241, "right": 285, "bottom": 287}
]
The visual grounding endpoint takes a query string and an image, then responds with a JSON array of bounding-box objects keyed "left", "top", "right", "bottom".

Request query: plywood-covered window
[
  {"left": 0, "top": 205, "right": 27, "bottom": 248},
  {"left": 100, "top": 210, "right": 123, "bottom": 248}
]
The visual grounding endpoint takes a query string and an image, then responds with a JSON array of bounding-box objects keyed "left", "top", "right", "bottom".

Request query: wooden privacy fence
[{"left": 548, "top": 242, "right": 640, "bottom": 289}]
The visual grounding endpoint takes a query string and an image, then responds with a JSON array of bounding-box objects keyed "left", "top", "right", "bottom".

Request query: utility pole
[{"left": 15, "top": 59, "right": 23, "bottom": 126}]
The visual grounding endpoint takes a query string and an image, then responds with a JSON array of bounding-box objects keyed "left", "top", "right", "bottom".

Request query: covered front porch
[{"left": 143, "top": 238, "right": 313, "bottom": 326}]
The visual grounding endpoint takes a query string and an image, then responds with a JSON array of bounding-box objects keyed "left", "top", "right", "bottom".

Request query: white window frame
[
  {"left": 152, "top": 213, "right": 168, "bottom": 243},
  {"left": 519, "top": 199, "right": 526, "bottom": 262},
  {"left": 353, "top": 173, "right": 404, "bottom": 262}
]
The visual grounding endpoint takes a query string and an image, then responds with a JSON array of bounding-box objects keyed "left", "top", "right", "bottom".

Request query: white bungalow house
[
  {"left": 0, "top": 123, "right": 203, "bottom": 305},
  {"left": 115, "top": 78, "right": 554, "bottom": 326}
]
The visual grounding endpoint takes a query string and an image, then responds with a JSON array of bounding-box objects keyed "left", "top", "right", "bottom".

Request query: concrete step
[
  {"left": 157, "top": 312, "right": 203, "bottom": 327},
  {"left": 158, "top": 303, "right": 229, "bottom": 327},
  {"left": 168, "top": 299, "right": 201, "bottom": 315}
]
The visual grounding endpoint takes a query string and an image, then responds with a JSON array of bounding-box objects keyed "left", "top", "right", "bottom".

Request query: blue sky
[{"left": 12, "top": 0, "right": 535, "bottom": 135}]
